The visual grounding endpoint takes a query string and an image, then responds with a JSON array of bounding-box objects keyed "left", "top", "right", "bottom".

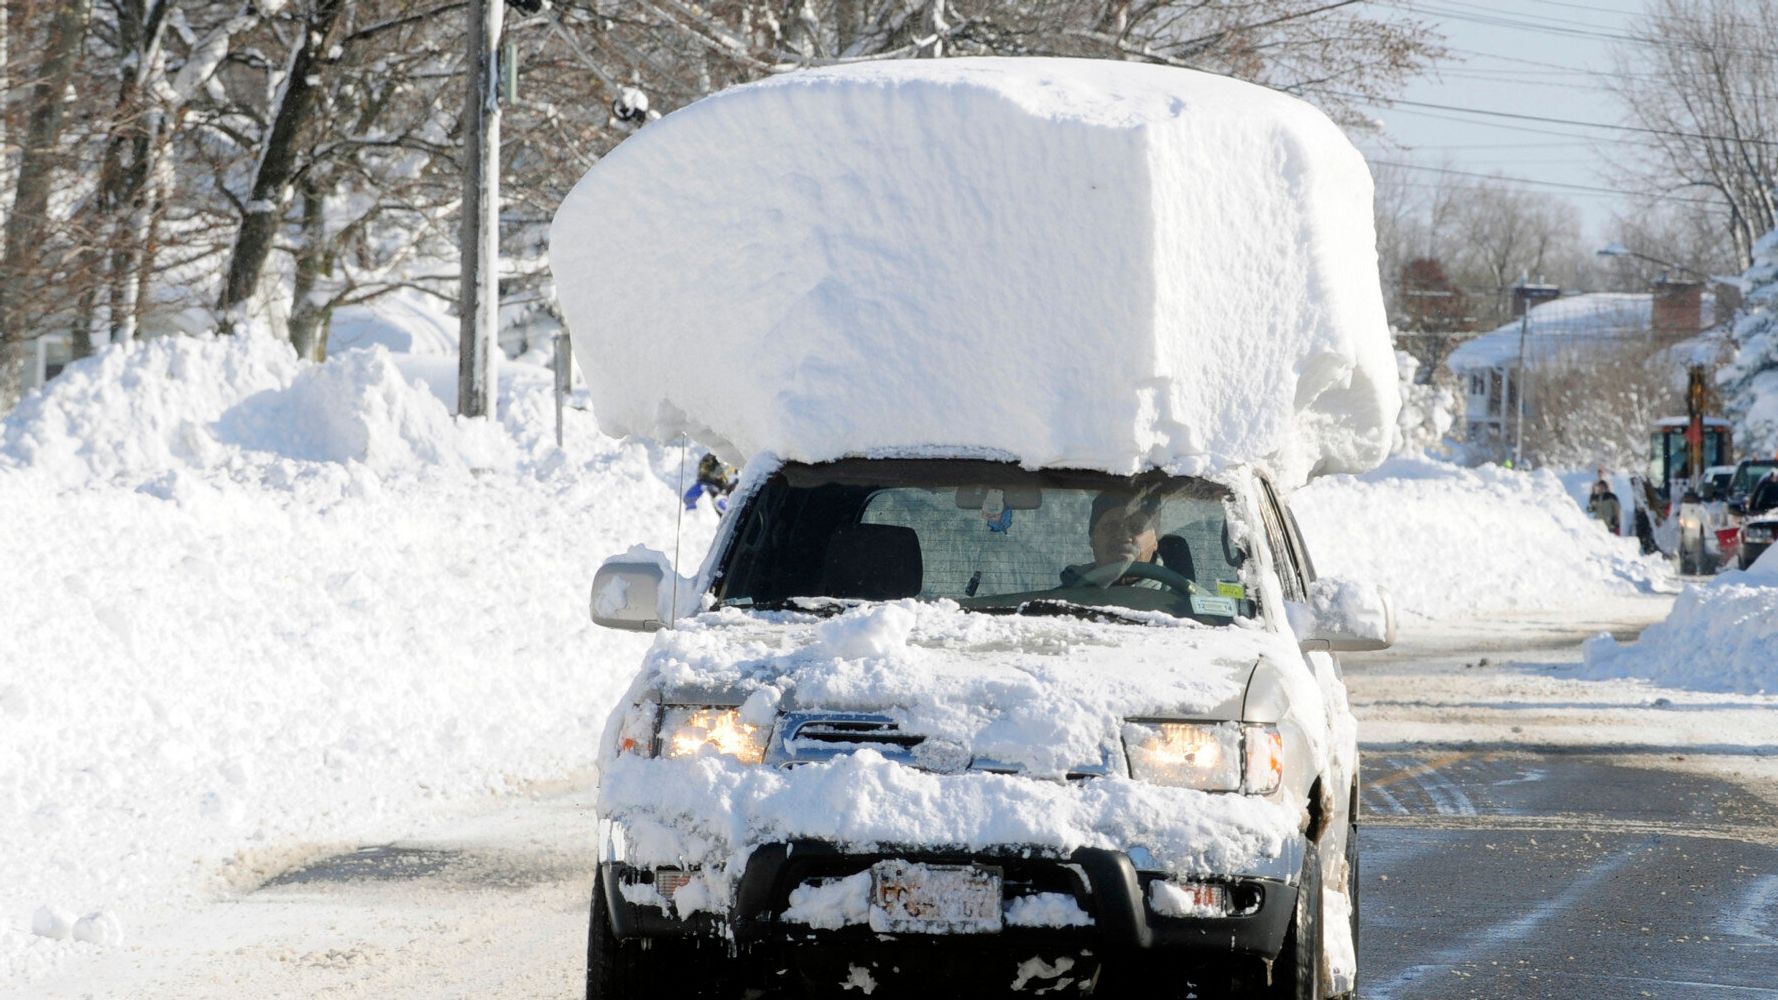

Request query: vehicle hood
[
  {"left": 623, "top": 600, "right": 1296, "bottom": 778},
  {"left": 600, "top": 601, "right": 1309, "bottom": 887}
]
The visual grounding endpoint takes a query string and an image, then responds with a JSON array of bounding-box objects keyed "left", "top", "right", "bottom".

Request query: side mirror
[
  {"left": 1288, "top": 577, "right": 1396, "bottom": 652},
  {"left": 590, "top": 559, "right": 669, "bottom": 631},
  {"left": 592, "top": 542, "right": 705, "bottom": 631}
]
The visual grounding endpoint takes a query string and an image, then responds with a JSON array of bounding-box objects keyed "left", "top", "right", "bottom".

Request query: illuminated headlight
[
  {"left": 1124, "top": 721, "right": 1283, "bottom": 794},
  {"left": 659, "top": 707, "right": 767, "bottom": 764},
  {"left": 1744, "top": 524, "right": 1775, "bottom": 543}
]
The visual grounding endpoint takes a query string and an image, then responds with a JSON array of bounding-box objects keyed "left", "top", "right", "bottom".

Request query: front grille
[
  {"left": 767, "top": 712, "right": 1112, "bottom": 776},
  {"left": 770, "top": 712, "right": 928, "bottom": 767},
  {"left": 790, "top": 717, "right": 925, "bottom": 749}
]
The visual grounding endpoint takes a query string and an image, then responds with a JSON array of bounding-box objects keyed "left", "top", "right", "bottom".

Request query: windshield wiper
[
  {"left": 720, "top": 596, "right": 853, "bottom": 617},
  {"left": 991, "top": 599, "right": 1155, "bottom": 625}
]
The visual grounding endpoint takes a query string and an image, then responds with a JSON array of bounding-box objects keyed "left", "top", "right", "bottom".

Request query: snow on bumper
[{"left": 597, "top": 748, "right": 1301, "bottom": 902}]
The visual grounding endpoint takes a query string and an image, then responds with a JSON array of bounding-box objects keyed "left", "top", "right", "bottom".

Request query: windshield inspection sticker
[
  {"left": 1216, "top": 581, "right": 1246, "bottom": 599},
  {"left": 1190, "top": 594, "right": 1239, "bottom": 617}
]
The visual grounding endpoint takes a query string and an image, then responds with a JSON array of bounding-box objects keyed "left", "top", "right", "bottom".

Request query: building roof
[{"left": 1446, "top": 291, "right": 1713, "bottom": 372}]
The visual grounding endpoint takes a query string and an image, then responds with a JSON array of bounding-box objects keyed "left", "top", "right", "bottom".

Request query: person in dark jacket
[{"left": 1586, "top": 478, "right": 1623, "bottom": 536}]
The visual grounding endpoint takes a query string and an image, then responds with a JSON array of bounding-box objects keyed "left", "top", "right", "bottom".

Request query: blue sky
[{"left": 1352, "top": 0, "right": 1654, "bottom": 239}]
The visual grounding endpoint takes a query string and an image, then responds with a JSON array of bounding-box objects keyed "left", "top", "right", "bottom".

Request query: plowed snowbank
[
  {"left": 1292, "top": 457, "right": 1670, "bottom": 619},
  {"left": 0, "top": 335, "right": 715, "bottom": 981},
  {"left": 1580, "top": 550, "right": 1778, "bottom": 694}
]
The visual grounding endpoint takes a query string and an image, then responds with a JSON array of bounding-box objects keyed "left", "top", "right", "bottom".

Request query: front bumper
[{"left": 601, "top": 842, "right": 1296, "bottom": 960}]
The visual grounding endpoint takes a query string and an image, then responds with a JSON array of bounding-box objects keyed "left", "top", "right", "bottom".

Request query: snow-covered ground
[{"left": 0, "top": 334, "right": 719, "bottom": 981}]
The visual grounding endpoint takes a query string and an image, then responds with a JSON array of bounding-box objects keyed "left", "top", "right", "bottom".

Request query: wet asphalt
[{"left": 1358, "top": 748, "right": 1778, "bottom": 999}]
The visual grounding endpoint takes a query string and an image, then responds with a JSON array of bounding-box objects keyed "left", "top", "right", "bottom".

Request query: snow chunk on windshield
[{"left": 551, "top": 58, "right": 1396, "bottom": 488}]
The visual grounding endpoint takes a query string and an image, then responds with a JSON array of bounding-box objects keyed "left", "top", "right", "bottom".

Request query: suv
[{"left": 585, "top": 457, "right": 1391, "bottom": 998}]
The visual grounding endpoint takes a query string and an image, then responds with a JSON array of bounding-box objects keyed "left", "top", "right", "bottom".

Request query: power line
[
  {"left": 1390, "top": 139, "right": 1598, "bottom": 149},
  {"left": 1317, "top": 88, "right": 1778, "bottom": 148},
  {"left": 1386, "top": 0, "right": 1778, "bottom": 60},
  {"left": 1371, "top": 104, "right": 1646, "bottom": 144},
  {"left": 1368, "top": 158, "right": 1725, "bottom": 207}
]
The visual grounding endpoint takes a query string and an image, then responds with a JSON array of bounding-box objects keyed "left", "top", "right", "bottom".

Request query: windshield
[
  {"left": 712, "top": 459, "right": 1260, "bottom": 625},
  {"left": 1734, "top": 462, "right": 1777, "bottom": 497}
]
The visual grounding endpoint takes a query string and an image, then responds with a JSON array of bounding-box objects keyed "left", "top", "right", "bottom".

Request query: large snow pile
[
  {"left": 0, "top": 335, "right": 521, "bottom": 487},
  {"left": 0, "top": 334, "right": 716, "bottom": 982},
  {"left": 1292, "top": 456, "right": 1669, "bottom": 620},
  {"left": 551, "top": 58, "right": 1397, "bottom": 487},
  {"left": 1720, "top": 226, "right": 1778, "bottom": 456},
  {"left": 1579, "top": 548, "right": 1778, "bottom": 694}
]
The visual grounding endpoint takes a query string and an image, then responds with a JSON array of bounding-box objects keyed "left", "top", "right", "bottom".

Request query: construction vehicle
[{"left": 1653, "top": 367, "right": 1734, "bottom": 574}]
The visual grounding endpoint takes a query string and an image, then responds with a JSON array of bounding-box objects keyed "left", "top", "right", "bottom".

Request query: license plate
[{"left": 868, "top": 860, "right": 1003, "bottom": 934}]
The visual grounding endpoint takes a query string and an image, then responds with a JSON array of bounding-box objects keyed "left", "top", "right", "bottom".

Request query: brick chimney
[
  {"left": 1652, "top": 278, "right": 1704, "bottom": 339},
  {"left": 1512, "top": 282, "right": 1560, "bottom": 318}
]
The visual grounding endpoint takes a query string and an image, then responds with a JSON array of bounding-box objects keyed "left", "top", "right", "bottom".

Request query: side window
[
  {"left": 1254, "top": 477, "right": 1307, "bottom": 602},
  {"left": 1283, "top": 508, "right": 1318, "bottom": 583}
]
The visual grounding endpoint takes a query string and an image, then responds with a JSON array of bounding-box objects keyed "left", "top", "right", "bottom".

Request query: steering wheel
[{"left": 1072, "top": 559, "right": 1197, "bottom": 592}]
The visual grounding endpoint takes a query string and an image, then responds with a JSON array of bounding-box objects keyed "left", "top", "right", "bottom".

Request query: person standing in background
[{"left": 1587, "top": 477, "right": 1623, "bottom": 536}]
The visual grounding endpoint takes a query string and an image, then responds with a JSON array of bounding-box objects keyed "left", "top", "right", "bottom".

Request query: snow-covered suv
[{"left": 584, "top": 456, "right": 1392, "bottom": 998}]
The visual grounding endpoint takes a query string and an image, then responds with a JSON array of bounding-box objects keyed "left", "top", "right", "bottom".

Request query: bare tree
[
  {"left": 0, "top": 0, "right": 94, "bottom": 411},
  {"left": 217, "top": 0, "right": 351, "bottom": 334},
  {"left": 1608, "top": 0, "right": 1778, "bottom": 270},
  {"left": 1446, "top": 179, "right": 1583, "bottom": 328},
  {"left": 1523, "top": 340, "right": 1683, "bottom": 470}
]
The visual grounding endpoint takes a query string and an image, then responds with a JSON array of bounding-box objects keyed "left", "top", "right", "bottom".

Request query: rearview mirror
[
  {"left": 954, "top": 485, "right": 1043, "bottom": 510},
  {"left": 1288, "top": 577, "right": 1396, "bottom": 652}
]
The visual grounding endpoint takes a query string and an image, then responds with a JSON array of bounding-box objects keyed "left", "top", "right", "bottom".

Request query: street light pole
[
  {"left": 458, "top": 0, "right": 503, "bottom": 420},
  {"left": 1595, "top": 243, "right": 1711, "bottom": 282}
]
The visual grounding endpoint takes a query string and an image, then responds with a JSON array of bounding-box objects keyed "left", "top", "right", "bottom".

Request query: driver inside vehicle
[{"left": 1064, "top": 491, "right": 1166, "bottom": 587}]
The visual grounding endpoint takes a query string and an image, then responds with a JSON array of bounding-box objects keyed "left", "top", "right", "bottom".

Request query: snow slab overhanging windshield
[{"left": 712, "top": 459, "right": 1261, "bottom": 625}]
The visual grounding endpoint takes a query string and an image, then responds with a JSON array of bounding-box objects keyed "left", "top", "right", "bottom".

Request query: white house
[
  {"left": 1447, "top": 281, "right": 1716, "bottom": 461},
  {"left": 21, "top": 331, "right": 74, "bottom": 394}
]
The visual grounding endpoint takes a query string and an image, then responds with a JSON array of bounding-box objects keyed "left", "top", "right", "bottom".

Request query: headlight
[
  {"left": 1744, "top": 525, "right": 1775, "bottom": 543},
  {"left": 659, "top": 707, "right": 767, "bottom": 764},
  {"left": 1124, "top": 721, "right": 1282, "bottom": 794}
]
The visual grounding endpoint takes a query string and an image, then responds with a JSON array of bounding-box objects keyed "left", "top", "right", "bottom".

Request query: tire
[
  {"left": 586, "top": 879, "right": 734, "bottom": 1000},
  {"left": 1269, "top": 843, "right": 1325, "bottom": 1000}
]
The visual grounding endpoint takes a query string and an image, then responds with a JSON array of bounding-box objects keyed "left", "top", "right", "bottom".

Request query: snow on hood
[
  {"left": 599, "top": 601, "right": 1311, "bottom": 890},
  {"left": 551, "top": 58, "right": 1397, "bottom": 488}
]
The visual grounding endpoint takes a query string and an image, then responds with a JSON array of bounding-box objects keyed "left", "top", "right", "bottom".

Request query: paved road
[{"left": 1359, "top": 748, "right": 1778, "bottom": 999}]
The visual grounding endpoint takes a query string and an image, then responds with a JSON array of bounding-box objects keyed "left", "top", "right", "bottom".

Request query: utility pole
[
  {"left": 458, "top": 0, "right": 503, "bottom": 419},
  {"left": 1512, "top": 309, "right": 1528, "bottom": 468}
]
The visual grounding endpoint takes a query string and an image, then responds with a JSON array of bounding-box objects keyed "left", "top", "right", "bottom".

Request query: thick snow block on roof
[{"left": 551, "top": 58, "right": 1396, "bottom": 486}]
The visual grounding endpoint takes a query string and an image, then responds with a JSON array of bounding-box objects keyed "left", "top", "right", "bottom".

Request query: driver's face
[{"left": 1090, "top": 506, "right": 1158, "bottom": 565}]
